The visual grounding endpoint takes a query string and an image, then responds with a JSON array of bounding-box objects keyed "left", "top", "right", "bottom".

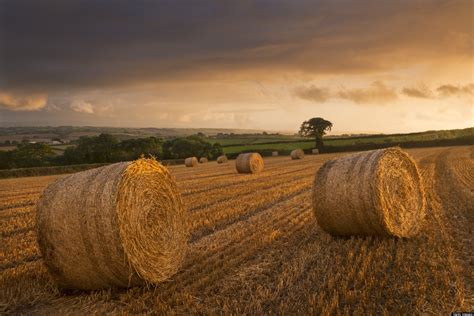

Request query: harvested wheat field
[{"left": 0, "top": 146, "right": 472, "bottom": 314}]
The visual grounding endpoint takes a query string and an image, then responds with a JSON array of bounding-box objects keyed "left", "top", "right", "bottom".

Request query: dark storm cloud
[
  {"left": 436, "top": 84, "right": 474, "bottom": 97},
  {"left": 401, "top": 86, "right": 434, "bottom": 99},
  {"left": 0, "top": 0, "right": 472, "bottom": 93},
  {"left": 293, "top": 81, "right": 398, "bottom": 105}
]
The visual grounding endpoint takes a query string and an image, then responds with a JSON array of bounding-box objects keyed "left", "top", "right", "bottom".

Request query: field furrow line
[
  {"left": 190, "top": 182, "right": 311, "bottom": 241},
  {"left": 187, "top": 171, "right": 313, "bottom": 213},
  {"left": 1, "top": 227, "right": 34, "bottom": 239},
  {"left": 158, "top": 202, "right": 313, "bottom": 300},
  {"left": 0, "top": 255, "right": 41, "bottom": 272}
]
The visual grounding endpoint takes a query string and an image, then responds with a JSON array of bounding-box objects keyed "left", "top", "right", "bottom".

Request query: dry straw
[
  {"left": 199, "top": 157, "right": 208, "bottom": 163},
  {"left": 272, "top": 151, "right": 279, "bottom": 156},
  {"left": 291, "top": 149, "right": 304, "bottom": 160},
  {"left": 185, "top": 157, "right": 198, "bottom": 167},
  {"left": 312, "top": 149, "right": 319, "bottom": 154},
  {"left": 312, "top": 147, "right": 425, "bottom": 237},
  {"left": 235, "top": 153, "right": 264, "bottom": 174},
  {"left": 36, "top": 158, "right": 188, "bottom": 290},
  {"left": 217, "top": 155, "right": 228, "bottom": 164}
]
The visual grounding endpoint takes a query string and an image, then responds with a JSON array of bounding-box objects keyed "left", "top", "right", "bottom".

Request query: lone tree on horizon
[{"left": 299, "top": 117, "right": 333, "bottom": 150}]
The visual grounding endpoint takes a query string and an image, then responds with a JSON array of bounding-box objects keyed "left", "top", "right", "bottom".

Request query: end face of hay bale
[
  {"left": 312, "top": 148, "right": 425, "bottom": 238},
  {"left": 291, "top": 149, "right": 304, "bottom": 160},
  {"left": 36, "top": 158, "right": 188, "bottom": 290},
  {"left": 199, "top": 157, "right": 208, "bottom": 163},
  {"left": 185, "top": 157, "right": 198, "bottom": 167},
  {"left": 312, "top": 148, "right": 319, "bottom": 154},
  {"left": 217, "top": 155, "right": 228, "bottom": 164},
  {"left": 272, "top": 151, "right": 279, "bottom": 156},
  {"left": 235, "top": 152, "right": 264, "bottom": 174}
]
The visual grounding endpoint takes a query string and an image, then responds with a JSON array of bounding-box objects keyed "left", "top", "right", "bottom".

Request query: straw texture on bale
[
  {"left": 217, "top": 155, "right": 228, "bottom": 164},
  {"left": 291, "top": 149, "right": 304, "bottom": 160},
  {"left": 312, "top": 148, "right": 319, "bottom": 154},
  {"left": 312, "top": 147, "right": 425, "bottom": 237},
  {"left": 185, "top": 157, "right": 198, "bottom": 167},
  {"left": 199, "top": 157, "right": 208, "bottom": 163},
  {"left": 272, "top": 151, "right": 279, "bottom": 156},
  {"left": 235, "top": 153, "right": 264, "bottom": 174},
  {"left": 36, "top": 158, "right": 188, "bottom": 290}
]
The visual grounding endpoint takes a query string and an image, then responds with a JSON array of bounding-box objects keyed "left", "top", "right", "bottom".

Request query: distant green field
[
  {"left": 208, "top": 135, "right": 305, "bottom": 146},
  {"left": 221, "top": 128, "right": 474, "bottom": 154}
]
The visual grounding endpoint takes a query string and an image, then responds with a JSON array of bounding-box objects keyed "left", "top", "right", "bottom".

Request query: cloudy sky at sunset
[{"left": 0, "top": 0, "right": 472, "bottom": 134}]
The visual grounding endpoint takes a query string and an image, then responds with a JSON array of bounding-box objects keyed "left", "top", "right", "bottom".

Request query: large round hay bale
[
  {"left": 185, "top": 157, "right": 198, "bottom": 167},
  {"left": 291, "top": 149, "right": 304, "bottom": 160},
  {"left": 216, "top": 155, "right": 228, "bottom": 164},
  {"left": 272, "top": 151, "right": 278, "bottom": 156},
  {"left": 235, "top": 153, "right": 264, "bottom": 174},
  {"left": 312, "top": 147, "right": 425, "bottom": 237},
  {"left": 36, "top": 158, "right": 188, "bottom": 290},
  {"left": 199, "top": 157, "right": 208, "bottom": 163},
  {"left": 312, "top": 148, "right": 319, "bottom": 154}
]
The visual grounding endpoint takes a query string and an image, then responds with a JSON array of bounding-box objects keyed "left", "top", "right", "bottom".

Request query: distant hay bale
[
  {"left": 235, "top": 153, "right": 264, "bottom": 174},
  {"left": 312, "top": 149, "right": 319, "bottom": 154},
  {"left": 290, "top": 149, "right": 304, "bottom": 160},
  {"left": 185, "top": 157, "right": 198, "bottom": 167},
  {"left": 216, "top": 155, "right": 228, "bottom": 164},
  {"left": 312, "top": 147, "right": 426, "bottom": 237},
  {"left": 36, "top": 158, "right": 188, "bottom": 290},
  {"left": 199, "top": 157, "right": 208, "bottom": 163},
  {"left": 272, "top": 151, "right": 279, "bottom": 156}
]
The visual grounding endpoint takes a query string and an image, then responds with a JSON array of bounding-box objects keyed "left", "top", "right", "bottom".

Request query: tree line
[{"left": 0, "top": 134, "right": 224, "bottom": 169}]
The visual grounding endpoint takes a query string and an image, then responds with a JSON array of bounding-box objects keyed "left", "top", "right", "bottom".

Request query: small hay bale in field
[
  {"left": 36, "top": 158, "right": 188, "bottom": 290},
  {"left": 291, "top": 149, "right": 304, "bottom": 160},
  {"left": 312, "top": 148, "right": 319, "bottom": 154},
  {"left": 185, "top": 157, "right": 198, "bottom": 167},
  {"left": 199, "top": 157, "right": 208, "bottom": 163},
  {"left": 217, "top": 155, "right": 228, "bottom": 164},
  {"left": 235, "top": 153, "right": 264, "bottom": 174},
  {"left": 272, "top": 151, "right": 279, "bottom": 156},
  {"left": 312, "top": 147, "right": 425, "bottom": 238}
]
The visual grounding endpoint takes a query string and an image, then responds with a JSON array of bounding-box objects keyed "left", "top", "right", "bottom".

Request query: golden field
[{"left": 0, "top": 146, "right": 472, "bottom": 314}]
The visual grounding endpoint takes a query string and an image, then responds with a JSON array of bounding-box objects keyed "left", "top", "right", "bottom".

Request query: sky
[{"left": 0, "top": 0, "right": 472, "bottom": 134}]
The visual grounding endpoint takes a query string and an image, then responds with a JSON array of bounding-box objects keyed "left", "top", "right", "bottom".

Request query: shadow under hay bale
[
  {"left": 36, "top": 158, "right": 188, "bottom": 290},
  {"left": 235, "top": 153, "right": 264, "bottom": 174},
  {"left": 290, "top": 149, "right": 304, "bottom": 160},
  {"left": 312, "top": 147, "right": 426, "bottom": 238},
  {"left": 217, "top": 155, "right": 228, "bottom": 164},
  {"left": 185, "top": 157, "right": 198, "bottom": 167}
]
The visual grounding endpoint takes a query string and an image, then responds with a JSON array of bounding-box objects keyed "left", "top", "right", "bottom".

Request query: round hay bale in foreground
[
  {"left": 312, "top": 148, "right": 319, "bottom": 154},
  {"left": 313, "top": 147, "right": 425, "bottom": 237},
  {"left": 291, "top": 149, "right": 304, "bottom": 160},
  {"left": 36, "top": 158, "right": 188, "bottom": 290},
  {"left": 272, "top": 151, "right": 279, "bottom": 156},
  {"left": 199, "top": 157, "right": 208, "bottom": 163},
  {"left": 185, "top": 157, "right": 198, "bottom": 167},
  {"left": 235, "top": 153, "right": 264, "bottom": 174},
  {"left": 216, "top": 155, "right": 228, "bottom": 164}
]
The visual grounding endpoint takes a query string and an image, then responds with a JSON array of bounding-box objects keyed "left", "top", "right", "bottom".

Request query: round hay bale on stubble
[
  {"left": 36, "top": 158, "right": 188, "bottom": 290},
  {"left": 312, "top": 148, "right": 319, "bottom": 154},
  {"left": 185, "top": 157, "right": 198, "bottom": 167},
  {"left": 291, "top": 149, "right": 304, "bottom": 160},
  {"left": 312, "top": 147, "right": 426, "bottom": 238},
  {"left": 216, "top": 155, "right": 228, "bottom": 164},
  {"left": 272, "top": 151, "right": 279, "bottom": 156},
  {"left": 235, "top": 153, "right": 264, "bottom": 174},
  {"left": 199, "top": 157, "right": 208, "bottom": 163}
]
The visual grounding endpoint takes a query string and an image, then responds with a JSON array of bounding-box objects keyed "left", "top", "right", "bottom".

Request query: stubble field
[{"left": 0, "top": 146, "right": 472, "bottom": 314}]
